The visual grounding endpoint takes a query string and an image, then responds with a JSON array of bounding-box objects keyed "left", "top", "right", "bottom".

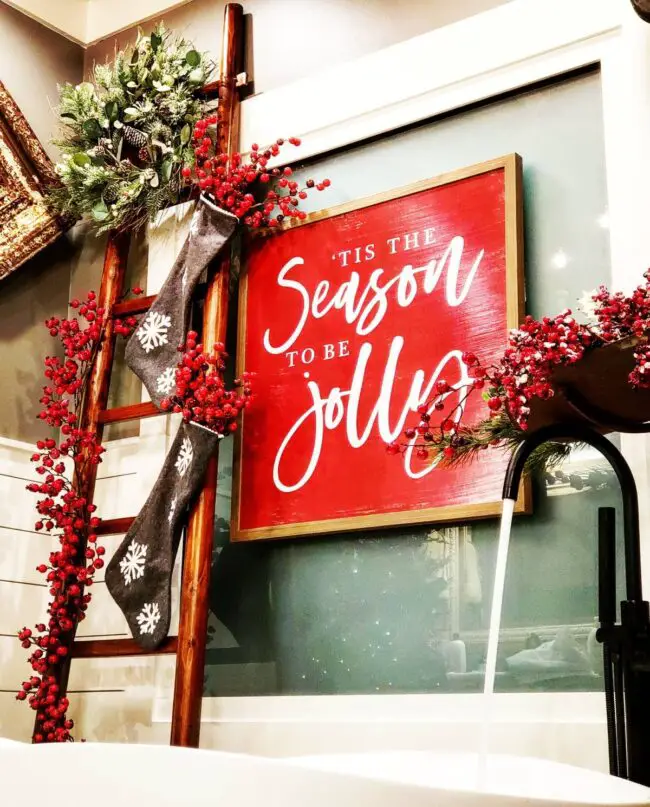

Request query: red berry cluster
[
  {"left": 392, "top": 272, "right": 650, "bottom": 465},
  {"left": 181, "top": 115, "right": 330, "bottom": 228},
  {"left": 387, "top": 366, "right": 486, "bottom": 460},
  {"left": 160, "top": 331, "right": 253, "bottom": 434},
  {"left": 392, "top": 313, "right": 596, "bottom": 462},
  {"left": 114, "top": 286, "right": 142, "bottom": 337},
  {"left": 592, "top": 271, "right": 650, "bottom": 387},
  {"left": 18, "top": 291, "right": 137, "bottom": 742},
  {"left": 487, "top": 310, "right": 594, "bottom": 428}
]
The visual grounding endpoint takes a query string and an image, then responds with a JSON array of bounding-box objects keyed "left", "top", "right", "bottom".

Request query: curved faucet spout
[{"left": 502, "top": 423, "right": 643, "bottom": 603}]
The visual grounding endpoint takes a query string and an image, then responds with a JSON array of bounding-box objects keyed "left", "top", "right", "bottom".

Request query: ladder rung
[
  {"left": 71, "top": 637, "right": 178, "bottom": 659},
  {"left": 199, "top": 80, "right": 220, "bottom": 99},
  {"left": 98, "top": 401, "right": 160, "bottom": 424},
  {"left": 113, "top": 295, "right": 157, "bottom": 317},
  {"left": 95, "top": 517, "right": 135, "bottom": 536}
]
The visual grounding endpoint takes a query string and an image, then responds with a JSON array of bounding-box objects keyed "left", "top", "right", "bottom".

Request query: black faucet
[{"left": 502, "top": 423, "right": 650, "bottom": 787}]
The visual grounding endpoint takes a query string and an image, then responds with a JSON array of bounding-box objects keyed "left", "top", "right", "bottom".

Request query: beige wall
[{"left": 85, "top": 0, "right": 511, "bottom": 93}]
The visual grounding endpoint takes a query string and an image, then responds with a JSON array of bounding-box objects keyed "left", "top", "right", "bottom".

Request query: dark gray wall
[{"left": 0, "top": 3, "right": 84, "bottom": 441}]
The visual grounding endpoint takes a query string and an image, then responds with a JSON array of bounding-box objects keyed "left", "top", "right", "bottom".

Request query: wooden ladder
[{"left": 41, "top": 3, "right": 245, "bottom": 748}]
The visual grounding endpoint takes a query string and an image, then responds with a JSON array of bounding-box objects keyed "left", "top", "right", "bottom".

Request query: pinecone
[
  {"left": 103, "top": 185, "right": 119, "bottom": 203},
  {"left": 122, "top": 125, "right": 148, "bottom": 150},
  {"left": 95, "top": 138, "right": 113, "bottom": 156}
]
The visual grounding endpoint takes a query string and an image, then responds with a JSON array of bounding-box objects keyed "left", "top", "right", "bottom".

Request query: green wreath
[{"left": 50, "top": 26, "right": 211, "bottom": 234}]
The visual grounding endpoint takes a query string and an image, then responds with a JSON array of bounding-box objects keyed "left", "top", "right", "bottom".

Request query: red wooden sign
[{"left": 232, "top": 155, "right": 526, "bottom": 541}]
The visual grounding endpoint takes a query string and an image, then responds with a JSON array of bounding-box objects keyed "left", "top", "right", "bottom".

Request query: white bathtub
[
  {"left": 290, "top": 751, "right": 650, "bottom": 806},
  {"left": 0, "top": 744, "right": 648, "bottom": 806}
]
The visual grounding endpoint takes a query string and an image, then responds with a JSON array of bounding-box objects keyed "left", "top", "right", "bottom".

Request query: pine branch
[{"left": 428, "top": 413, "right": 578, "bottom": 475}]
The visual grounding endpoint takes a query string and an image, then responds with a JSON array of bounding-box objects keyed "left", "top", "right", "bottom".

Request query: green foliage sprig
[
  {"left": 50, "top": 25, "right": 211, "bottom": 233},
  {"left": 427, "top": 413, "right": 577, "bottom": 474}
]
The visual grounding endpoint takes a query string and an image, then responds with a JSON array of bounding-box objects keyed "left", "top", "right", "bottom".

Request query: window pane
[{"left": 206, "top": 69, "right": 615, "bottom": 697}]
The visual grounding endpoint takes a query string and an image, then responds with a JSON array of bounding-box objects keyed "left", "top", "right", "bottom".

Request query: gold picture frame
[
  {"left": 232, "top": 154, "right": 528, "bottom": 541},
  {"left": 0, "top": 80, "right": 65, "bottom": 280}
]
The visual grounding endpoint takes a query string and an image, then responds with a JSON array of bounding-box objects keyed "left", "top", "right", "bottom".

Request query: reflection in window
[{"left": 206, "top": 441, "right": 623, "bottom": 695}]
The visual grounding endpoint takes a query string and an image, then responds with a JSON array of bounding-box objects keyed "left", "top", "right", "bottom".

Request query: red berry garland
[
  {"left": 392, "top": 272, "right": 650, "bottom": 465},
  {"left": 182, "top": 115, "right": 330, "bottom": 228},
  {"left": 159, "top": 331, "right": 253, "bottom": 433},
  {"left": 17, "top": 290, "right": 139, "bottom": 742}
]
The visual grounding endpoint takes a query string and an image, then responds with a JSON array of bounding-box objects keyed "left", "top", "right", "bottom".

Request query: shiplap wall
[
  {"left": 0, "top": 438, "right": 50, "bottom": 739},
  {"left": 0, "top": 430, "right": 177, "bottom": 743}
]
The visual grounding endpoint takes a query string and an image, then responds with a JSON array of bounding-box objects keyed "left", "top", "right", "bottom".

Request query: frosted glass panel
[{"left": 205, "top": 69, "right": 616, "bottom": 697}]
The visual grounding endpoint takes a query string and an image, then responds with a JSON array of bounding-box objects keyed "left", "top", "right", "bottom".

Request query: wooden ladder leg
[
  {"left": 170, "top": 2, "right": 245, "bottom": 748},
  {"left": 34, "top": 231, "right": 131, "bottom": 737}
]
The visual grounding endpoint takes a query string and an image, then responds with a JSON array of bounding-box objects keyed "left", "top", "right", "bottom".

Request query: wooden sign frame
[{"left": 232, "top": 154, "right": 528, "bottom": 541}]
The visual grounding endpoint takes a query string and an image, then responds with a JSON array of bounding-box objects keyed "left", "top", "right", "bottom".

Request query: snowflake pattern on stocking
[
  {"left": 136, "top": 602, "right": 161, "bottom": 635},
  {"left": 175, "top": 437, "right": 193, "bottom": 477},
  {"left": 136, "top": 311, "right": 172, "bottom": 353},
  {"left": 168, "top": 497, "right": 177, "bottom": 524},
  {"left": 119, "top": 540, "right": 148, "bottom": 585},
  {"left": 156, "top": 366, "right": 176, "bottom": 395}
]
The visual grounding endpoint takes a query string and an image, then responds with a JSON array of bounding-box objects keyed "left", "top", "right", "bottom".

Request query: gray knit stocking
[
  {"left": 105, "top": 422, "right": 223, "bottom": 649},
  {"left": 106, "top": 198, "right": 237, "bottom": 649},
  {"left": 125, "top": 199, "right": 237, "bottom": 407}
]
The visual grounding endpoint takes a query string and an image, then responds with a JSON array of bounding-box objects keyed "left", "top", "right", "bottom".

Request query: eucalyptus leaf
[
  {"left": 105, "top": 101, "right": 119, "bottom": 121},
  {"left": 124, "top": 107, "right": 140, "bottom": 122},
  {"left": 180, "top": 124, "right": 191, "bottom": 145},
  {"left": 151, "top": 32, "right": 162, "bottom": 52},
  {"left": 185, "top": 50, "right": 201, "bottom": 67},
  {"left": 150, "top": 173, "right": 160, "bottom": 188},
  {"left": 161, "top": 158, "right": 173, "bottom": 183},
  {"left": 91, "top": 200, "right": 109, "bottom": 221},
  {"left": 82, "top": 118, "right": 102, "bottom": 139},
  {"left": 127, "top": 80, "right": 138, "bottom": 88},
  {"left": 72, "top": 152, "right": 91, "bottom": 167},
  {"left": 188, "top": 68, "right": 204, "bottom": 85},
  {"left": 113, "top": 120, "right": 123, "bottom": 129}
]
